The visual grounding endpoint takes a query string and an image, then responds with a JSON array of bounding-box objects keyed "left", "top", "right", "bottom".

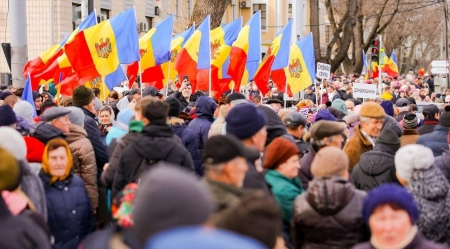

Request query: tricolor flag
[
  {"left": 362, "top": 50, "right": 369, "bottom": 80},
  {"left": 64, "top": 8, "right": 140, "bottom": 82},
  {"left": 142, "top": 25, "right": 195, "bottom": 90},
  {"left": 254, "top": 19, "right": 293, "bottom": 96},
  {"left": 371, "top": 61, "right": 379, "bottom": 79},
  {"left": 174, "top": 15, "right": 211, "bottom": 91},
  {"left": 22, "top": 74, "right": 37, "bottom": 117},
  {"left": 228, "top": 11, "right": 261, "bottom": 92},
  {"left": 382, "top": 50, "right": 399, "bottom": 78},
  {"left": 284, "top": 33, "right": 315, "bottom": 95}
]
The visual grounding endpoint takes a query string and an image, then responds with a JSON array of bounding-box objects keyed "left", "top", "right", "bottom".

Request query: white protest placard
[
  {"left": 353, "top": 83, "right": 377, "bottom": 99},
  {"left": 316, "top": 63, "right": 331, "bottom": 79}
]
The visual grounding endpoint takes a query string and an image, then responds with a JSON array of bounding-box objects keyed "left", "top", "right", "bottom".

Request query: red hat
[
  {"left": 263, "top": 137, "right": 299, "bottom": 169},
  {"left": 23, "top": 136, "right": 44, "bottom": 163}
]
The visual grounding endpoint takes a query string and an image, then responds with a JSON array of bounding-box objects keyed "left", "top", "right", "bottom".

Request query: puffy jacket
[
  {"left": 79, "top": 107, "right": 109, "bottom": 180},
  {"left": 292, "top": 177, "right": 369, "bottom": 249},
  {"left": 105, "top": 123, "right": 128, "bottom": 146},
  {"left": 30, "top": 122, "right": 65, "bottom": 144},
  {"left": 168, "top": 118, "right": 203, "bottom": 176},
  {"left": 19, "top": 160, "right": 48, "bottom": 222},
  {"left": 187, "top": 96, "right": 217, "bottom": 151},
  {"left": 40, "top": 172, "right": 95, "bottom": 249},
  {"left": 112, "top": 123, "right": 194, "bottom": 197},
  {"left": 64, "top": 124, "right": 98, "bottom": 209},
  {"left": 434, "top": 150, "right": 450, "bottom": 184},
  {"left": 298, "top": 146, "right": 317, "bottom": 190},
  {"left": 417, "top": 125, "right": 449, "bottom": 157},
  {"left": 351, "top": 144, "right": 399, "bottom": 191}
]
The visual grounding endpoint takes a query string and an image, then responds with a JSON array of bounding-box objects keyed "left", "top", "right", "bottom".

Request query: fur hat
[
  {"left": 263, "top": 137, "right": 299, "bottom": 170},
  {"left": 360, "top": 102, "right": 385, "bottom": 118},
  {"left": 395, "top": 144, "right": 435, "bottom": 182},
  {"left": 72, "top": 86, "right": 94, "bottom": 107}
]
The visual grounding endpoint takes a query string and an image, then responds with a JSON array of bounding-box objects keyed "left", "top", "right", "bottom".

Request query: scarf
[{"left": 41, "top": 139, "right": 73, "bottom": 184}]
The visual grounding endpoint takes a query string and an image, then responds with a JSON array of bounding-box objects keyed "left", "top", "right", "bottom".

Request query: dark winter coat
[
  {"left": 79, "top": 107, "right": 109, "bottom": 180},
  {"left": 304, "top": 93, "right": 316, "bottom": 103},
  {"left": 0, "top": 196, "right": 52, "bottom": 249},
  {"left": 79, "top": 225, "right": 141, "bottom": 249},
  {"left": 292, "top": 177, "right": 369, "bottom": 249},
  {"left": 418, "top": 119, "right": 439, "bottom": 135},
  {"left": 168, "top": 118, "right": 203, "bottom": 176},
  {"left": 352, "top": 232, "right": 449, "bottom": 249},
  {"left": 396, "top": 111, "right": 410, "bottom": 122},
  {"left": 351, "top": 144, "right": 399, "bottom": 191},
  {"left": 244, "top": 150, "right": 271, "bottom": 195},
  {"left": 19, "top": 160, "right": 48, "bottom": 221},
  {"left": 434, "top": 150, "right": 450, "bottom": 184},
  {"left": 170, "top": 90, "right": 195, "bottom": 112},
  {"left": 112, "top": 123, "right": 194, "bottom": 197},
  {"left": 187, "top": 96, "right": 216, "bottom": 152},
  {"left": 416, "top": 125, "right": 449, "bottom": 157},
  {"left": 407, "top": 165, "right": 450, "bottom": 244},
  {"left": 202, "top": 178, "right": 250, "bottom": 212},
  {"left": 30, "top": 122, "right": 65, "bottom": 144},
  {"left": 257, "top": 105, "right": 289, "bottom": 145},
  {"left": 40, "top": 171, "right": 95, "bottom": 249},
  {"left": 298, "top": 146, "right": 317, "bottom": 190}
]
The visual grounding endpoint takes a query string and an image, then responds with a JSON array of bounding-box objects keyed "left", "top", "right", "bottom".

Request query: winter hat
[
  {"left": 407, "top": 97, "right": 416, "bottom": 105},
  {"left": 362, "top": 184, "right": 419, "bottom": 224},
  {"left": 94, "top": 97, "right": 103, "bottom": 112},
  {"left": 0, "top": 127, "right": 27, "bottom": 161},
  {"left": 41, "top": 99, "right": 57, "bottom": 113},
  {"left": 395, "top": 144, "right": 435, "bottom": 182},
  {"left": 133, "top": 164, "right": 214, "bottom": 244},
  {"left": 331, "top": 99, "right": 348, "bottom": 115},
  {"left": 327, "top": 107, "right": 340, "bottom": 118},
  {"left": 310, "top": 120, "right": 346, "bottom": 142},
  {"left": 0, "top": 105, "right": 17, "bottom": 127},
  {"left": 146, "top": 227, "right": 266, "bottom": 249},
  {"left": 0, "top": 148, "right": 20, "bottom": 192},
  {"left": 314, "top": 109, "right": 337, "bottom": 122},
  {"left": 263, "top": 137, "right": 299, "bottom": 170},
  {"left": 380, "top": 101, "right": 394, "bottom": 117},
  {"left": 164, "top": 97, "right": 182, "bottom": 117},
  {"left": 375, "top": 128, "right": 401, "bottom": 152},
  {"left": 0, "top": 91, "right": 12, "bottom": 100},
  {"left": 143, "top": 86, "right": 162, "bottom": 97},
  {"left": 13, "top": 101, "right": 34, "bottom": 119},
  {"left": 32, "top": 91, "right": 41, "bottom": 101},
  {"left": 116, "top": 109, "right": 135, "bottom": 126},
  {"left": 72, "top": 85, "right": 94, "bottom": 107},
  {"left": 439, "top": 109, "right": 450, "bottom": 127},
  {"left": 403, "top": 113, "right": 418, "bottom": 129},
  {"left": 226, "top": 104, "right": 267, "bottom": 140},
  {"left": 226, "top": 92, "right": 246, "bottom": 104},
  {"left": 359, "top": 102, "right": 385, "bottom": 118},
  {"left": 65, "top": 107, "right": 85, "bottom": 126},
  {"left": 395, "top": 98, "right": 410, "bottom": 107},
  {"left": 311, "top": 147, "right": 349, "bottom": 177}
]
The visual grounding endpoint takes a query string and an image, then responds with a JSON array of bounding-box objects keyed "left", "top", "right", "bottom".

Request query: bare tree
[{"left": 190, "top": 0, "right": 232, "bottom": 29}]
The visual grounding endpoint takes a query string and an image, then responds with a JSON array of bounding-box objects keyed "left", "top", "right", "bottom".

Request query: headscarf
[{"left": 41, "top": 139, "right": 73, "bottom": 183}]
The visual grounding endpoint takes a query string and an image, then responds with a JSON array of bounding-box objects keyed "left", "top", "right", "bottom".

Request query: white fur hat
[
  {"left": 0, "top": 127, "right": 27, "bottom": 161},
  {"left": 395, "top": 144, "right": 435, "bottom": 182}
]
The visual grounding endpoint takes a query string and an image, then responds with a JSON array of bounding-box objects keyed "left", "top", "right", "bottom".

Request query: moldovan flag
[
  {"left": 198, "top": 18, "right": 241, "bottom": 94},
  {"left": 22, "top": 74, "right": 37, "bottom": 117},
  {"left": 64, "top": 8, "right": 140, "bottom": 83},
  {"left": 174, "top": 15, "right": 210, "bottom": 91},
  {"left": 382, "top": 50, "right": 399, "bottom": 77},
  {"left": 371, "top": 61, "right": 379, "bottom": 79},
  {"left": 284, "top": 33, "right": 315, "bottom": 95},
  {"left": 362, "top": 50, "right": 370, "bottom": 80},
  {"left": 227, "top": 11, "right": 261, "bottom": 91},
  {"left": 254, "top": 19, "right": 293, "bottom": 96},
  {"left": 142, "top": 25, "right": 195, "bottom": 89}
]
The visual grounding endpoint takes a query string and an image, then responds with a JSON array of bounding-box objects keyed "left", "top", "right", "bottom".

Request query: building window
[
  {"left": 288, "top": 4, "right": 292, "bottom": 21},
  {"left": 146, "top": 16, "right": 153, "bottom": 29},
  {"left": 72, "top": 3, "right": 81, "bottom": 30},
  {"left": 325, "top": 25, "right": 332, "bottom": 43},
  {"left": 100, "top": 8, "right": 110, "bottom": 19},
  {"left": 253, "top": 4, "right": 267, "bottom": 30}
]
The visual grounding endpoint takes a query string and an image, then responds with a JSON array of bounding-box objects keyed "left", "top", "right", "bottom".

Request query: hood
[
  {"left": 408, "top": 166, "right": 449, "bottom": 200},
  {"left": 358, "top": 149, "right": 394, "bottom": 176},
  {"left": 30, "top": 122, "right": 64, "bottom": 144},
  {"left": 195, "top": 96, "right": 217, "bottom": 119},
  {"left": 132, "top": 124, "right": 177, "bottom": 161},
  {"left": 256, "top": 105, "right": 288, "bottom": 144},
  {"left": 64, "top": 124, "right": 87, "bottom": 143},
  {"left": 306, "top": 177, "right": 355, "bottom": 215}
]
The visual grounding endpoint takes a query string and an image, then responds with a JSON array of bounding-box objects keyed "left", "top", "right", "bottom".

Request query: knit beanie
[
  {"left": 13, "top": 101, "right": 34, "bottom": 119},
  {"left": 226, "top": 104, "right": 267, "bottom": 140},
  {"left": 380, "top": 101, "right": 394, "bottom": 117},
  {"left": 331, "top": 99, "right": 348, "bottom": 115},
  {"left": 439, "top": 109, "right": 450, "bottom": 127},
  {"left": 314, "top": 109, "right": 337, "bottom": 122},
  {"left": 65, "top": 107, "right": 85, "bottom": 126},
  {"left": 395, "top": 144, "right": 435, "bottom": 182},
  {"left": 0, "top": 148, "right": 20, "bottom": 192},
  {"left": 0, "top": 127, "right": 27, "bottom": 161},
  {"left": 117, "top": 109, "right": 135, "bottom": 126},
  {"left": 0, "top": 105, "right": 17, "bottom": 127},
  {"left": 72, "top": 85, "right": 94, "bottom": 107},
  {"left": 363, "top": 184, "right": 419, "bottom": 224},
  {"left": 164, "top": 97, "right": 182, "bottom": 117},
  {"left": 402, "top": 113, "right": 418, "bottom": 129},
  {"left": 375, "top": 128, "right": 401, "bottom": 152},
  {"left": 311, "top": 147, "right": 349, "bottom": 177},
  {"left": 263, "top": 137, "right": 299, "bottom": 170}
]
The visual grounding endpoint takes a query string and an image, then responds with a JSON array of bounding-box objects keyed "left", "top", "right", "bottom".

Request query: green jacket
[
  {"left": 202, "top": 178, "right": 247, "bottom": 212},
  {"left": 265, "top": 170, "right": 304, "bottom": 233}
]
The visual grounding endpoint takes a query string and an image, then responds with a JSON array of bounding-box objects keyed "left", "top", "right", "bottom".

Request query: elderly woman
[
  {"left": 39, "top": 139, "right": 95, "bottom": 249},
  {"left": 353, "top": 184, "right": 448, "bottom": 249},
  {"left": 264, "top": 137, "right": 304, "bottom": 240}
]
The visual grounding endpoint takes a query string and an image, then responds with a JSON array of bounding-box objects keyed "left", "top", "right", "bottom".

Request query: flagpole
[
  {"left": 166, "top": 61, "right": 171, "bottom": 98},
  {"left": 209, "top": 67, "right": 212, "bottom": 98},
  {"left": 139, "top": 61, "right": 143, "bottom": 98}
]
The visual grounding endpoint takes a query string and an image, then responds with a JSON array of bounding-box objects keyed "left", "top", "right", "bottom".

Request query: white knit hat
[{"left": 395, "top": 144, "right": 435, "bottom": 182}]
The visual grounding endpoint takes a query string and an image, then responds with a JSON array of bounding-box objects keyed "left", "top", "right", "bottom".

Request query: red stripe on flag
[
  {"left": 174, "top": 48, "right": 198, "bottom": 91},
  {"left": 228, "top": 47, "right": 247, "bottom": 92},
  {"left": 127, "top": 62, "right": 139, "bottom": 89},
  {"left": 271, "top": 68, "right": 293, "bottom": 97},
  {"left": 142, "top": 66, "right": 165, "bottom": 90},
  {"left": 253, "top": 55, "right": 275, "bottom": 96}
]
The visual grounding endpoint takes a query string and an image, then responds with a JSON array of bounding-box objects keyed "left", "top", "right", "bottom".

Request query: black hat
[
  {"left": 226, "top": 92, "right": 246, "bottom": 104},
  {"left": 129, "top": 89, "right": 140, "bottom": 96},
  {"left": 143, "top": 86, "right": 162, "bottom": 97},
  {"left": 164, "top": 97, "right": 182, "bottom": 117},
  {"left": 0, "top": 105, "right": 17, "bottom": 126},
  {"left": 202, "top": 135, "right": 260, "bottom": 164},
  {"left": 407, "top": 97, "right": 416, "bottom": 105},
  {"left": 0, "top": 91, "right": 12, "bottom": 100},
  {"left": 284, "top": 112, "right": 306, "bottom": 128},
  {"left": 267, "top": 99, "right": 283, "bottom": 105},
  {"left": 422, "top": 104, "right": 439, "bottom": 117},
  {"left": 375, "top": 128, "right": 401, "bottom": 152},
  {"left": 439, "top": 110, "right": 450, "bottom": 127}
]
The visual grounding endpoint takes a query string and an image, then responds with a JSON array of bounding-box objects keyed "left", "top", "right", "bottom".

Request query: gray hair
[
  {"left": 311, "top": 135, "right": 336, "bottom": 147},
  {"left": 360, "top": 116, "right": 372, "bottom": 124}
]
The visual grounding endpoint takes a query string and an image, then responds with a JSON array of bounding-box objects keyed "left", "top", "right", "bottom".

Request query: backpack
[{"left": 133, "top": 143, "right": 178, "bottom": 183}]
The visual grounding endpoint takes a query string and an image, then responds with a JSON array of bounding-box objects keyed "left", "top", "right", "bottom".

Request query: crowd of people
[{"left": 1, "top": 71, "right": 450, "bottom": 249}]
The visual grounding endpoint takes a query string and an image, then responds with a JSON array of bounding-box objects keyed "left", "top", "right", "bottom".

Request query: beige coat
[
  {"left": 400, "top": 129, "right": 421, "bottom": 147},
  {"left": 65, "top": 124, "right": 98, "bottom": 209}
]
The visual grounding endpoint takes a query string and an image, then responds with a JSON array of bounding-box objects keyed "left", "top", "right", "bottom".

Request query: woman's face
[
  {"left": 34, "top": 97, "right": 43, "bottom": 110},
  {"left": 100, "top": 110, "right": 112, "bottom": 125},
  {"left": 48, "top": 147, "right": 69, "bottom": 177},
  {"left": 369, "top": 204, "right": 412, "bottom": 247},
  {"left": 182, "top": 86, "right": 192, "bottom": 98},
  {"left": 400, "top": 92, "right": 405, "bottom": 98},
  {"left": 277, "top": 154, "right": 301, "bottom": 179}
]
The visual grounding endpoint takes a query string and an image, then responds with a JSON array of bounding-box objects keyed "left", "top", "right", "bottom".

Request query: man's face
[
  {"left": 182, "top": 86, "right": 192, "bottom": 98},
  {"left": 227, "top": 157, "right": 249, "bottom": 188},
  {"left": 52, "top": 115, "right": 71, "bottom": 133},
  {"left": 345, "top": 101, "right": 355, "bottom": 112},
  {"left": 270, "top": 103, "right": 282, "bottom": 113},
  {"left": 34, "top": 97, "right": 43, "bottom": 109},
  {"left": 306, "top": 88, "right": 312, "bottom": 94},
  {"left": 134, "top": 93, "right": 141, "bottom": 102},
  {"left": 369, "top": 204, "right": 412, "bottom": 247},
  {"left": 361, "top": 117, "right": 384, "bottom": 137},
  {"left": 394, "top": 89, "right": 399, "bottom": 94},
  {"left": 253, "top": 126, "right": 267, "bottom": 152}
]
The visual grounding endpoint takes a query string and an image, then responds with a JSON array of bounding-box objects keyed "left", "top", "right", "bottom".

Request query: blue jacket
[
  {"left": 40, "top": 172, "right": 95, "bottom": 249},
  {"left": 416, "top": 125, "right": 449, "bottom": 157},
  {"left": 106, "top": 125, "right": 128, "bottom": 146},
  {"left": 169, "top": 118, "right": 203, "bottom": 176},
  {"left": 187, "top": 96, "right": 217, "bottom": 151}
]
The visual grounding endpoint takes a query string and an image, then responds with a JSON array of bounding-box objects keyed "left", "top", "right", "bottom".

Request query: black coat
[
  {"left": 352, "top": 231, "right": 449, "bottom": 249},
  {"left": 243, "top": 151, "right": 271, "bottom": 195},
  {"left": 112, "top": 123, "right": 194, "bottom": 196},
  {"left": 351, "top": 144, "right": 399, "bottom": 191},
  {"left": 418, "top": 119, "right": 439, "bottom": 135},
  {"left": 298, "top": 146, "right": 316, "bottom": 190}
]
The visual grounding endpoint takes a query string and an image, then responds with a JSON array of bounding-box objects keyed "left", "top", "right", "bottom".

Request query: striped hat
[{"left": 403, "top": 113, "right": 418, "bottom": 129}]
